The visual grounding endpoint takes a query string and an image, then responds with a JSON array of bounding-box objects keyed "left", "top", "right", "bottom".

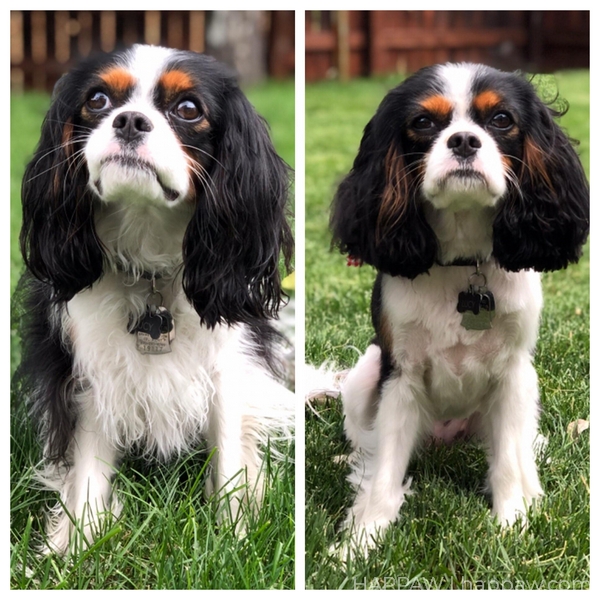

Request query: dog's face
[
  {"left": 60, "top": 45, "right": 221, "bottom": 206},
  {"left": 331, "top": 62, "right": 589, "bottom": 277},
  {"left": 416, "top": 64, "right": 520, "bottom": 209}
]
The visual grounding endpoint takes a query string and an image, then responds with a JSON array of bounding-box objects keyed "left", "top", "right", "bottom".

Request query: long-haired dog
[
  {"left": 330, "top": 63, "right": 588, "bottom": 553},
  {"left": 16, "top": 44, "right": 294, "bottom": 553}
]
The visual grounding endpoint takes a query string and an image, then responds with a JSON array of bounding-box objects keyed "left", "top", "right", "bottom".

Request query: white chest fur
[
  {"left": 62, "top": 272, "right": 244, "bottom": 456},
  {"left": 381, "top": 266, "right": 543, "bottom": 418}
]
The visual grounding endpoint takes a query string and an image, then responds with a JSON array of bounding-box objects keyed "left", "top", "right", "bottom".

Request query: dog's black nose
[
  {"left": 447, "top": 131, "right": 481, "bottom": 159},
  {"left": 113, "top": 111, "right": 153, "bottom": 144}
]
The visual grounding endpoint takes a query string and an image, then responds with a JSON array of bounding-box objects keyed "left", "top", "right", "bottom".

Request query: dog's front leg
[
  {"left": 341, "top": 372, "right": 424, "bottom": 555},
  {"left": 485, "top": 354, "right": 544, "bottom": 527},
  {"left": 205, "top": 366, "right": 260, "bottom": 528},
  {"left": 43, "top": 393, "right": 120, "bottom": 554}
]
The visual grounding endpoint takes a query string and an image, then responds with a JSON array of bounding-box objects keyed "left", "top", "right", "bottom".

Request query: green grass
[
  {"left": 10, "top": 80, "right": 295, "bottom": 590},
  {"left": 305, "top": 71, "right": 589, "bottom": 589}
]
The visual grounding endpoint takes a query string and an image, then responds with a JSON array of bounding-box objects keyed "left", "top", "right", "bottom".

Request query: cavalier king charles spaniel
[
  {"left": 330, "top": 63, "right": 589, "bottom": 553},
  {"left": 17, "top": 44, "right": 294, "bottom": 553}
]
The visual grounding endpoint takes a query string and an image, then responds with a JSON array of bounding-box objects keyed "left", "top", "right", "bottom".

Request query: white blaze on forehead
[
  {"left": 435, "top": 63, "right": 483, "bottom": 121},
  {"left": 119, "top": 44, "right": 177, "bottom": 101}
]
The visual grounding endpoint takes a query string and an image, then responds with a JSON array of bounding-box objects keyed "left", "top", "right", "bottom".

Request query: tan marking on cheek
[
  {"left": 377, "top": 147, "right": 410, "bottom": 243},
  {"left": 522, "top": 136, "right": 554, "bottom": 191},
  {"left": 99, "top": 67, "right": 136, "bottom": 92},
  {"left": 53, "top": 119, "right": 75, "bottom": 195},
  {"left": 182, "top": 147, "right": 210, "bottom": 203},
  {"left": 62, "top": 118, "right": 74, "bottom": 157},
  {"left": 419, "top": 95, "right": 453, "bottom": 121},
  {"left": 53, "top": 171, "right": 61, "bottom": 197},
  {"left": 159, "top": 70, "right": 194, "bottom": 95},
  {"left": 472, "top": 90, "right": 502, "bottom": 113}
]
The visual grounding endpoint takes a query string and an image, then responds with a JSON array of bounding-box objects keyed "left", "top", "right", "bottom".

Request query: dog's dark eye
[
  {"left": 412, "top": 116, "right": 436, "bottom": 131},
  {"left": 86, "top": 91, "right": 111, "bottom": 112},
  {"left": 490, "top": 112, "right": 513, "bottom": 130},
  {"left": 174, "top": 99, "right": 202, "bottom": 122}
]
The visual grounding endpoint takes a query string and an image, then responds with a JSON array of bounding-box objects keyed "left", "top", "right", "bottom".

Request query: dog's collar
[
  {"left": 114, "top": 260, "right": 171, "bottom": 282},
  {"left": 436, "top": 257, "right": 484, "bottom": 268},
  {"left": 346, "top": 255, "right": 492, "bottom": 271},
  {"left": 137, "top": 270, "right": 162, "bottom": 281}
]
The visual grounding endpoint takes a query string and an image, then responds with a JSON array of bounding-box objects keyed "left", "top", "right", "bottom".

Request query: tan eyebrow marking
[
  {"left": 99, "top": 67, "right": 136, "bottom": 92},
  {"left": 473, "top": 90, "right": 502, "bottom": 113},
  {"left": 159, "top": 70, "right": 194, "bottom": 95},
  {"left": 419, "top": 95, "right": 453, "bottom": 120}
]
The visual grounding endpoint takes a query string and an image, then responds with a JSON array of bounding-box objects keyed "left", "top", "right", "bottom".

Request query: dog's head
[
  {"left": 21, "top": 44, "right": 293, "bottom": 327},
  {"left": 331, "top": 63, "right": 589, "bottom": 277}
]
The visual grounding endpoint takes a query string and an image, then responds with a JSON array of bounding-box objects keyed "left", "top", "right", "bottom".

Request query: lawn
[
  {"left": 305, "top": 71, "right": 590, "bottom": 589},
  {"left": 10, "top": 80, "right": 295, "bottom": 590}
]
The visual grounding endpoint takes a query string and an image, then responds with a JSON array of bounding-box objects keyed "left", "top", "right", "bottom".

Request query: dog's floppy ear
[
  {"left": 331, "top": 104, "right": 437, "bottom": 279},
  {"left": 182, "top": 86, "right": 293, "bottom": 328},
  {"left": 20, "top": 74, "right": 104, "bottom": 302},
  {"left": 493, "top": 97, "right": 589, "bottom": 272}
]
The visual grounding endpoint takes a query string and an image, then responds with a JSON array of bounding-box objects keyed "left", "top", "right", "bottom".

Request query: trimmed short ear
[
  {"left": 331, "top": 115, "right": 437, "bottom": 279},
  {"left": 182, "top": 86, "right": 293, "bottom": 328},
  {"left": 493, "top": 101, "right": 589, "bottom": 272},
  {"left": 20, "top": 75, "right": 104, "bottom": 301}
]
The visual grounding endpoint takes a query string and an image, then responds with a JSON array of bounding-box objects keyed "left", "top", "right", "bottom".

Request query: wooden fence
[
  {"left": 10, "top": 10, "right": 295, "bottom": 91},
  {"left": 305, "top": 10, "right": 589, "bottom": 81}
]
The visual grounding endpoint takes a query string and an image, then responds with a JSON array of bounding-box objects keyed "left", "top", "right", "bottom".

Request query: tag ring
[
  {"left": 468, "top": 271, "right": 487, "bottom": 289},
  {"left": 146, "top": 291, "right": 164, "bottom": 309}
]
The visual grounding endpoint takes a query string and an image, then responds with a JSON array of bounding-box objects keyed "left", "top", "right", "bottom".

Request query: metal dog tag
[
  {"left": 460, "top": 310, "right": 492, "bottom": 330},
  {"left": 459, "top": 288, "right": 495, "bottom": 330},
  {"left": 457, "top": 264, "right": 496, "bottom": 331},
  {"left": 480, "top": 289, "right": 496, "bottom": 320},
  {"left": 135, "top": 306, "right": 175, "bottom": 355},
  {"left": 457, "top": 290, "right": 482, "bottom": 315},
  {"left": 136, "top": 330, "right": 171, "bottom": 354}
]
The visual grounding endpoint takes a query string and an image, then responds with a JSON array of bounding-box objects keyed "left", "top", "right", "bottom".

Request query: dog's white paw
[{"left": 329, "top": 520, "right": 388, "bottom": 562}]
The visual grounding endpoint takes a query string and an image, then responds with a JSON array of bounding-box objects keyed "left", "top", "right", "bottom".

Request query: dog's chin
[
  {"left": 424, "top": 169, "right": 504, "bottom": 210},
  {"left": 90, "top": 156, "right": 184, "bottom": 206}
]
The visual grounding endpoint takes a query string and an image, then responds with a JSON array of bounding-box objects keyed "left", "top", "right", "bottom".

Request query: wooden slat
[
  {"left": 100, "top": 11, "right": 117, "bottom": 52},
  {"left": 189, "top": 11, "right": 205, "bottom": 53},
  {"left": 306, "top": 30, "right": 336, "bottom": 52},
  {"left": 144, "top": 10, "right": 161, "bottom": 46},
  {"left": 54, "top": 11, "right": 70, "bottom": 64},
  {"left": 10, "top": 11, "right": 24, "bottom": 64},
  {"left": 337, "top": 10, "right": 350, "bottom": 81},
  {"left": 77, "top": 11, "right": 93, "bottom": 56},
  {"left": 373, "top": 28, "right": 528, "bottom": 50},
  {"left": 30, "top": 11, "right": 47, "bottom": 64}
]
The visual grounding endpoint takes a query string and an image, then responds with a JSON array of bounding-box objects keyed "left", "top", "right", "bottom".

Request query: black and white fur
[
  {"left": 330, "top": 63, "right": 588, "bottom": 553},
  {"left": 17, "top": 44, "right": 294, "bottom": 553}
]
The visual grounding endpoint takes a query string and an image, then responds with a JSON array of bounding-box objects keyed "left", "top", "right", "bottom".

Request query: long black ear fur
[
  {"left": 20, "top": 76, "right": 104, "bottom": 302},
  {"left": 330, "top": 108, "right": 437, "bottom": 279},
  {"left": 493, "top": 99, "right": 589, "bottom": 272},
  {"left": 182, "top": 86, "right": 293, "bottom": 328}
]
